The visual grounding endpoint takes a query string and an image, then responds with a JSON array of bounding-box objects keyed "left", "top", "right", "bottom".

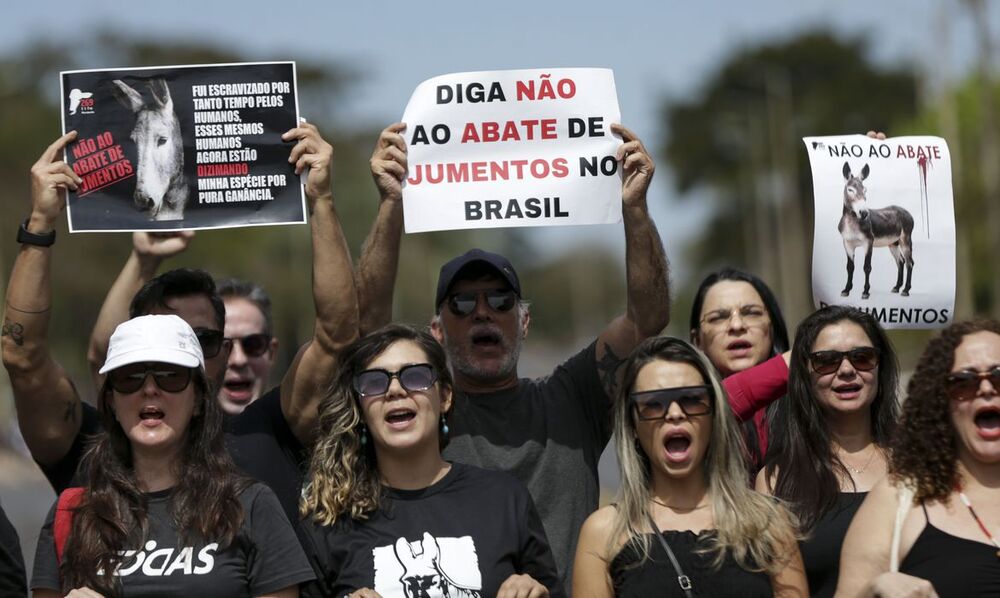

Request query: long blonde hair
[
  {"left": 610, "top": 336, "right": 797, "bottom": 573},
  {"left": 301, "top": 325, "right": 453, "bottom": 525}
]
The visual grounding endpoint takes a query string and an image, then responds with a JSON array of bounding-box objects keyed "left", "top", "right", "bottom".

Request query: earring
[
  {"left": 360, "top": 425, "right": 368, "bottom": 446},
  {"left": 440, "top": 415, "right": 450, "bottom": 437}
]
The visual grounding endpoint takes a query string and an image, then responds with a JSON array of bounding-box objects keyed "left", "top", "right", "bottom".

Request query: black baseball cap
[{"left": 435, "top": 249, "right": 522, "bottom": 309}]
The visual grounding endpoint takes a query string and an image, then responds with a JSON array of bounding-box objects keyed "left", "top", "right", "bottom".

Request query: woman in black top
[
  {"left": 572, "top": 337, "right": 805, "bottom": 597},
  {"left": 300, "top": 324, "right": 561, "bottom": 597},
  {"left": 31, "top": 314, "right": 313, "bottom": 597},
  {"left": 756, "top": 306, "right": 899, "bottom": 598},
  {"left": 839, "top": 319, "right": 1000, "bottom": 597}
]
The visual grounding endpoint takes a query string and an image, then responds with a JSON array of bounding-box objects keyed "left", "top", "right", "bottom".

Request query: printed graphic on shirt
[
  {"left": 372, "top": 532, "right": 482, "bottom": 597},
  {"left": 100, "top": 541, "right": 217, "bottom": 577}
]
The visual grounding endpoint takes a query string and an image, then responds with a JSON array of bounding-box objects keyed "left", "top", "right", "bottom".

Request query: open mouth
[
  {"left": 832, "top": 383, "right": 863, "bottom": 399},
  {"left": 663, "top": 430, "right": 692, "bottom": 463},
  {"left": 223, "top": 380, "right": 254, "bottom": 400},
  {"left": 470, "top": 329, "right": 502, "bottom": 348},
  {"left": 974, "top": 407, "right": 1000, "bottom": 438},
  {"left": 385, "top": 409, "right": 416, "bottom": 427},
  {"left": 139, "top": 406, "right": 164, "bottom": 422}
]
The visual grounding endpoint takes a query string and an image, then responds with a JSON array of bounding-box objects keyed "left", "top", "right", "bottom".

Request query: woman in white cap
[{"left": 31, "top": 314, "right": 314, "bottom": 597}]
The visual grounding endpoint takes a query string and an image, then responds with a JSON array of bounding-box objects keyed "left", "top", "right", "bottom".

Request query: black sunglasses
[
  {"left": 354, "top": 364, "right": 438, "bottom": 398},
  {"left": 108, "top": 362, "right": 193, "bottom": 394},
  {"left": 193, "top": 328, "right": 233, "bottom": 359},
  {"left": 630, "top": 385, "right": 714, "bottom": 420},
  {"left": 946, "top": 367, "right": 1000, "bottom": 401},
  {"left": 227, "top": 333, "right": 272, "bottom": 358},
  {"left": 809, "top": 347, "right": 880, "bottom": 375},
  {"left": 446, "top": 289, "right": 517, "bottom": 317}
]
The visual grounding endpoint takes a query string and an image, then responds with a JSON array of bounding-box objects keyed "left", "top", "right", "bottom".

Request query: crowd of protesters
[{"left": 0, "top": 116, "right": 997, "bottom": 598}]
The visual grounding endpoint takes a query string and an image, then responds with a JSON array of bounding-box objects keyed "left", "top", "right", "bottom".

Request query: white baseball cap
[{"left": 99, "top": 314, "right": 205, "bottom": 374}]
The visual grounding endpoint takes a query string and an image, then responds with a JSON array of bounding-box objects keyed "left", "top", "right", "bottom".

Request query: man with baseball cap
[{"left": 359, "top": 122, "right": 670, "bottom": 589}]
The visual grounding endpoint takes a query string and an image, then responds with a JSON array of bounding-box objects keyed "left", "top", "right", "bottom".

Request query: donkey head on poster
[{"left": 110, "top": 78, "right": 188, "bottom": 221}]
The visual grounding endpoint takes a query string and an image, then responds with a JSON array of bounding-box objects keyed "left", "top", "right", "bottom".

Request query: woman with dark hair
[
  {"left": 300, "top": 324, "right": 562, "bottom": 598},
  {"left": 690, "top": 268, "right": 791, "bottom": 466},
  {"left": 756, "top": 305, "right": 899, "bottom": 598},
  {"left": 31, "top": 314, "right": 313, "bottom": 597},
  {"left": 838, "top": 319, "right": 1000, "bottom": 597},
  {"left": 573, "top": 336, "right": 806, "bottom": 597}
]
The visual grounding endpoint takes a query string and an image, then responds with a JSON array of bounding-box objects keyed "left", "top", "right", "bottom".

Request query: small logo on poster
[{"left": 68, "top": 89, "right": 94, "bottom": 115}]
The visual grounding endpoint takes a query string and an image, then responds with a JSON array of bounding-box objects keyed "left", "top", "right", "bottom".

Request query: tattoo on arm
[
  {"left": 597, "top": 342, "right": 625, "bottom": 398},
  {"left": 1, "top": 319, "right": 24, "bottom": 346}
]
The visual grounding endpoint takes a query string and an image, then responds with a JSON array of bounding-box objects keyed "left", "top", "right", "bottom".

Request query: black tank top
[
  {"left": 899, "top": 503, "right": 1000, "bottom": 597},
  {"left": 610, "top": 530, "right": 772, "bottom": 597},
  {"left": 799, "top": 492, "right": 867, "bottom": 598}
]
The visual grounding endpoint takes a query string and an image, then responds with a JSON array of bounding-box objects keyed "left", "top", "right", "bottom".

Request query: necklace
[
  {"left": 958, "top": 490, "right": 1000, "bottom": 558},
  {"left": 838, "top": 444, "right": 879, "bottom": 475},
  {"left": 651, "top": 496, "right": 710, "bottom": 511}
]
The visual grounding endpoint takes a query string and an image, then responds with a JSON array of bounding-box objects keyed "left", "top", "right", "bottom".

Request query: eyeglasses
[
  {"left": 446, "top": 289, "right": 517, "bottom": 317},
  {"left": 108, "top": 362, "right": 193, "bottom": 394},
  {"left": 630, "top": 385, "right": 714, "bottom": 420},
  {"left": 226, "top": 333, "right": 272, "bottom": 358},
  {"left": 700, "top": 304, "right": 768, "bottom": 330},
  {"left": 193, "top": 328, "right": 233, "bottom": 359},
  {"left": 946, "top": 367, "right": 1000, "bottom": 401},
  {"left": 809, "top": 347, "right": 880, "bottom": 375},
  {"left": 354, "top": 364, "right": 438, "bottom": 398}
]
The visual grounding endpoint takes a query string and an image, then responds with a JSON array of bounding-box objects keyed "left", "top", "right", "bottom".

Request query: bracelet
[{"left": 16, "top": 218, "right": 56, "bottom": 247}]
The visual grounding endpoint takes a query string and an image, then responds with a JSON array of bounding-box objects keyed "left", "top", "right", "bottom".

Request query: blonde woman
[
  {"left": 572, "top": 337, "right": 806, "bottom": 597},
  {"left": 299, "top": 324, "right": 562, "bottom": 598}
]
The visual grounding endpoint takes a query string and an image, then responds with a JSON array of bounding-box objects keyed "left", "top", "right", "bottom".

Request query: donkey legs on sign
[
  {"left": 862, "top": 245, "right": 874, "bottom": 300},
  {"left": 900, "top": 236, "right": 914, "bottom": 297},
  {"left": 841, "top": 254, "right": 855, "bottom": 297},
  {"left": 889, "top": 243, "right": 904, "bottom": 293}
]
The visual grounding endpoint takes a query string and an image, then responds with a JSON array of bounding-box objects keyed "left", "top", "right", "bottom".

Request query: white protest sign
[
  {"left": 803, "top": 135, "right": 955, "bottom": 329},
  {"left": 400, "top": 68, "right": 622, "bottom": 233}
]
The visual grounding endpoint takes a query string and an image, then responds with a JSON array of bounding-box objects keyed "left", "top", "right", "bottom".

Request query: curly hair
[
  {"left": 611, "top": 336, "right": 798, "bottom": 575},
  {"left": 302, "top": 324, "right": 454, "bottom": 525},
  {"left": 61, "top": 369, "right": 250, "bottom": 595},
  {"left": 890, "top": 319, "right": 1000, "bottom": 501},
  {"left": 765, "top": 305, "right": 899, "bottom": 532}
]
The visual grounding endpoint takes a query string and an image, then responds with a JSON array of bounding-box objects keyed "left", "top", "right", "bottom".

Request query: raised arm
[
  {"left": 279, "top": 122, "right": 359, "bottom": 443},
  {"left": 2, "top": 132, "right": 84, "bottom": 466},
  {"left": 357, "top": 123, "right": 406, "bottom": 335},
  {"left": 594, "top": 124, "right": 670, "bottom": 399},
  {"left": 86, "top": 231, "right": 193, "bottom": 386}
]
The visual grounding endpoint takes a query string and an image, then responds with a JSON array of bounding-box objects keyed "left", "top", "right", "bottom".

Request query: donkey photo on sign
[
  {"left": 838, "top": 161, "right": 915, "bottom": 299},
  {"left": 110, "top": 78, "right": 189, "bottom": 221}
]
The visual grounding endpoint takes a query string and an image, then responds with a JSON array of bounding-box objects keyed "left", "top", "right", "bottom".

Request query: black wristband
[{"left": 17, "top": 218, "right": 56, "bottom": 247}]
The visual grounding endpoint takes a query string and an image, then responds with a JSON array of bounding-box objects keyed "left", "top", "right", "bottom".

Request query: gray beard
[{"left": 440, "top": 326, "right": 522, "bottom": 386}]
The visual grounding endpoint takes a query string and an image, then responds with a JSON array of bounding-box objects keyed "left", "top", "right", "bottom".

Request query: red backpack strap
[{"left": 54, "top": 487, "right": 85, "bottom": 564}]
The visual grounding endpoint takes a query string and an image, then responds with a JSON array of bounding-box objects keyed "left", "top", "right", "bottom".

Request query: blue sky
[{"left": 4, "top": 0, "right": 997, "bottom": 277}]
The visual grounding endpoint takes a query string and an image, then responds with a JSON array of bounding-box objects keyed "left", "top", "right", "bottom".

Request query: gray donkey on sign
[
  {"left": 111, "top": 78, "right": 188, "bottom": 221},
  {"left": 838, "top": 161, "right": 915, "bottom": 299}
]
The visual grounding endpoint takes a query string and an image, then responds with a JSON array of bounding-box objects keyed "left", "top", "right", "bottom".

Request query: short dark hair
[
  {"left": 216, "top": 278, "right": 273, "bottom": 335},
  {"left": 129, "top": 268, "right": 225, "bottom": 330}
]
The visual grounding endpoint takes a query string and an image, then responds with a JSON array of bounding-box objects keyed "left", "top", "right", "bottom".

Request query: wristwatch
[{"left": 17, "top": 218, "right": 56, "bottom": 247}]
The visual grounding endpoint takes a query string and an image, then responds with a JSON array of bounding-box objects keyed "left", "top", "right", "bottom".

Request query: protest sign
[
  {"left": 60, "top": 62, "right": 305, "bottom": 232},
  {"left": 803, "top": 135, "right": 955, "bottom": 329},
  {"left": 400, "top": 68, "right": 622, "bottom": 233}
]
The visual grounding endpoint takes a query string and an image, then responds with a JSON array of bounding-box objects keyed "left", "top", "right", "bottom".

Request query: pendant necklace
[{"left": 840, "top": 445, "right": 878, "bottom": 475}]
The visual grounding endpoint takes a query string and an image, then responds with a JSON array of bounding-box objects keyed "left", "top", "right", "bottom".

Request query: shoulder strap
[
  {"left": 54, "top": 487, "right": 85, "bottom": 564},
  {"left": 646, "top": 513, "right": 694, "bottom": 598},
  {"left": 889, "top": 482, "right": 916, "bottom": 573}
]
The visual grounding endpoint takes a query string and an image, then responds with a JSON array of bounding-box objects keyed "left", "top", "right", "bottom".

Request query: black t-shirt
[
  {"left": 300, "top": 462, "right": 565, "bottom": 598},
  {"left": 31, "top": 483, "right": 314, "bottom": 596},
  {"left": 800, "top": 492, "right": 866, "bottom": 598},
  {"left": 441, "top": 341, "right": 611, "bottom": 589},
  {"left": 0, "top": 500, "right": 26, "bottom": 598},
  {"left": 40, "top": 387, "right": 306, "bottom": 527}
]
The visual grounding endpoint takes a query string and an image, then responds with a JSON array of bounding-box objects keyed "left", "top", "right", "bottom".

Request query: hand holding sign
[
  {"left": 370, "top": 122, "right": 408, "bottom": 205},
  {"left": 613, "top": 124, "right": 654, "bottom": 208},
  {"left": 283, "top": 121, "right": 333, "bottom": 207},
  {"left": 30, "top": 131, "right": 82, "bottom": 229}
]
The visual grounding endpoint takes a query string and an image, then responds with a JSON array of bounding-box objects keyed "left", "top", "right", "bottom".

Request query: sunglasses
[
  {"left": 946, "top": 367, "right": 1000, "bottom": 401},
  {"left": 446, "top": 289, "right": 517, "bottom": 317},
  {"left": 809, "top": 347, "right": 880, "bottom": 375},
  {"left": 630, "top": 385, "right": 714, "bottom": 420},
  {"left": 354, "top": 364, "right": 438, "bottom": 398},
  {"left": 193, "top": 328, "right": 233, "bottom": 359},
  {"left": 108, "top": 362, "right": 193, "bottom": 394},
  {"left": 227, "top": 333, "right": 272, "bottom": 358}
]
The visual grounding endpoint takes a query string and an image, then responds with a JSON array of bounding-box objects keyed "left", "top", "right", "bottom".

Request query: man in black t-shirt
[
  {"left": 359, "top": 123, "right": 671, "bottom": 590},
  {"left": 2, "top": 124, "right": 358, "bottom": 525}
]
